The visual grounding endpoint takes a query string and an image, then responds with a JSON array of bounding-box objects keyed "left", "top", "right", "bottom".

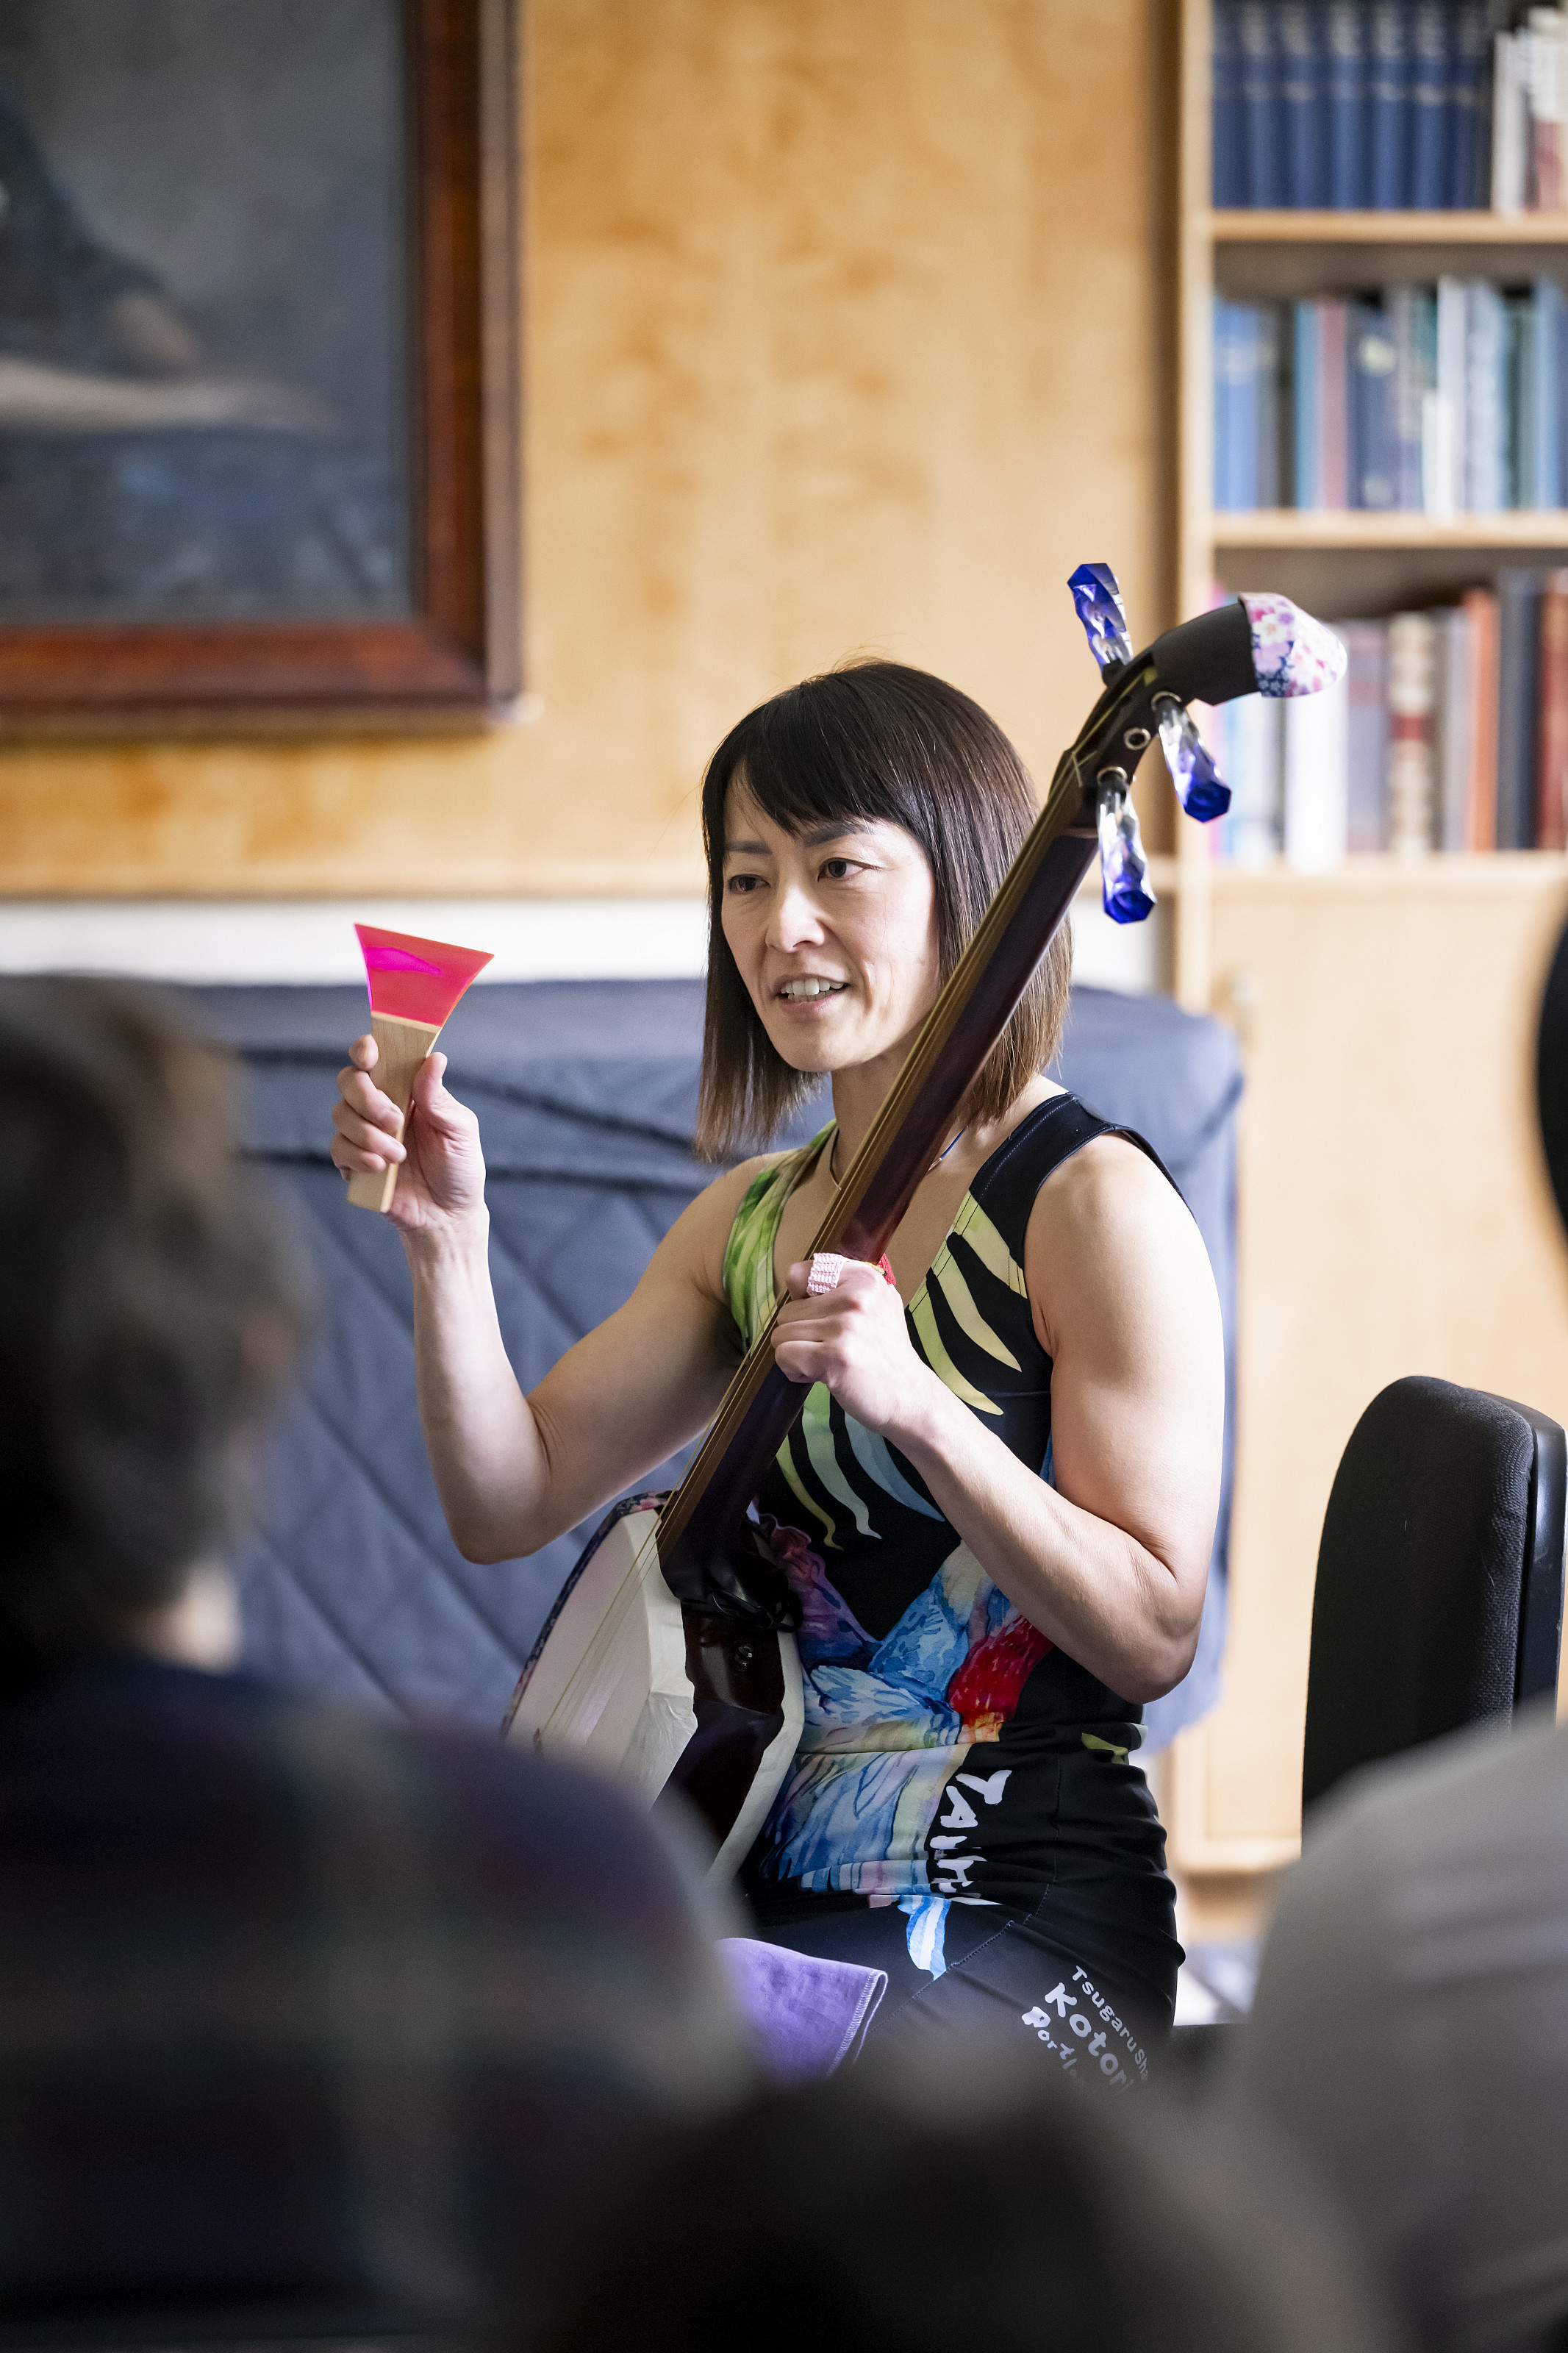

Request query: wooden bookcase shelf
[
  {"left": 1211, "top": 848, "right": 1568, "bottom": 893},
  {"left": 1209, "top": 210, "right": 1568, "bottom": 244},
  {"left": 1211, "top": 511, "right": 1568, "bottom": 548},
  {"left": 1167, "top": 0, "right": 1568, "bottom": 1920}
]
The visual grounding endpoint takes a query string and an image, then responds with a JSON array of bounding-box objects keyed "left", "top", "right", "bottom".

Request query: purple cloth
[{"left": 719, "top": 1936, "right": 887, "bottom": 2081}]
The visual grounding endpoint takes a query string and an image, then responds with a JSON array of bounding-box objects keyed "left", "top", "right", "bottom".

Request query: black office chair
[
  {"left": 1300, "top": 1375, "right": 1566, "bottom": 1818},
  {"left": 1168, "top": 1375, "right": 1567, "bottom": 2095}
]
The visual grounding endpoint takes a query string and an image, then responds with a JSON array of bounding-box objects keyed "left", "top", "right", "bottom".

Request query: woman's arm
[
  {"left": 770, "top": 1138, "right": 1223, "bottom": 1703},
  {"left": 331, "top": 1038, "right": 754, "bottom": 1565},
  {"left": 406, "top": 1202, "right": 748, "bottom": 1563}
]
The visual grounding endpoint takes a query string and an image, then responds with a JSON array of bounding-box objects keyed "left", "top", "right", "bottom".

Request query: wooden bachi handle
[{"left": 345, "top": 1013, "right": 443, "bottom": 1213}]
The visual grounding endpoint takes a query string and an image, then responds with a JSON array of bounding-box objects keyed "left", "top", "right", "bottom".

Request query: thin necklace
[{"left": 828, "top": 1123, "right": 964, "bottom": 1187}]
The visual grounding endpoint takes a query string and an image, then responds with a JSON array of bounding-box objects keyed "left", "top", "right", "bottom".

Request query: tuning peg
[
  {"left": 1068, "top": 563, "right": 1134, "bottom": 675},
  {"left": 1154, "top": 696, "right": 1231, "bottom": 822},
  {"left": 1096, "top": 779, "right": 1156, "bottom": 924}
]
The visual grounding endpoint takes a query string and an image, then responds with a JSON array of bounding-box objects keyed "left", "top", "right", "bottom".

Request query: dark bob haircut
[
  {"left": 695, "top": 660, "right": 1071, "bottom": 1159},
  {"left": 0, "top": 977, "right": 309, "bottom": 1677}
]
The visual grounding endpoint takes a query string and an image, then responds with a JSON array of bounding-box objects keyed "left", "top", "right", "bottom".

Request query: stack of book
[
  {"left": 1214, "top": 279, "right": 1568, "bottom": 509},
  {"left": 1206, "top": 570, "right": 1568, "bottom": 861},
  {"left": 1214, "top": 1, "right": 1494, "bottom": 209},
  {"left": 1492, "top": 7, "right": 1568, "bottom": 209}
]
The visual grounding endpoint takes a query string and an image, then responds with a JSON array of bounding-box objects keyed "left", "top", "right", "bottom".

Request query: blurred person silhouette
[
  {"left": 0, "top": 78, "right": 330, "bottom": 437},
  {"left": 0, "top": 977, "right": 749, "bottom": 2339},
  {"left": 534, "top": 2065, "right": 1400, "bottom": 2353},
  {"left": 1228, "top": 921, "right": 1568, "bottom": 2353},
  {"left": 0, "top": 76, "right": 401, "bottom": 617},
  {"left": 0, "top": 72, "right": 201, "bottom": 379},
  {"left": 1232, "top": 1718, "right": 1568, "bottom": 2353}
]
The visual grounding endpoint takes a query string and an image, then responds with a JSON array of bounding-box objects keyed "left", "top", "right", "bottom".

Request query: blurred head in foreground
[
  {"left": 0, "top": 977, "right": 748, "bottom": 2332},
  {"left": 540, "top": 2068, "right": 1398, "bottom": 2353},
  {"left": 0, "top": 975, "right": 307, "bottom": 1682}
]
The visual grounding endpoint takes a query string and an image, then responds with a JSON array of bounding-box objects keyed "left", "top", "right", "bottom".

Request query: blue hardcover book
[
  {"left": 1214, "top": 301, "right": 1233, "bottom": 508},
  {"left": 1345, "top": 621, "right": 1391, "bottom": 851},
  {"left": 1536, "top": 279, "right": 1563, "bottom": 508},
  {"left": 1508, "top": 295, "right": 1534, "bottom": 509},
  {"left": 1257, "top": 304, "right": 1283, "bottom": 504},
  {"left": 1214, "top": 301, "right": 1262, "bottom": 510},
  {"left": 1416, "top": 286, "right": 1438, "bottom": 504},
  {"left": 1409, "top": 1, "right": 1450, "bottom": 208},
  {"left": 1387, "top": 283, "right": 1431, "bottom": 508},
  {"left": 1350, "top": 300, "right": 1397, "bottom": 507},
  {"left": 1239, "top": 3, "right": 1286, "bottom": 207},
  {"left": 1213, "top": 0, "right": 1247, "bottom": 205},
  {"left": 1236, "top": 302, "right": 1261, "bottom": 509},
  {"left": 1294, "top": 301, "right": 1322, "bottom": 506},
  {"left": 1466, "top": 279, "right": 1506, "bottom": 513},
  {"left": 1369, "top": 1, "right": 1410, "bottom": 209},
  {"left": 1447, "top": 1, "right": 1492, "bottom": 207},
  {"left": 1327, "top": 1, "right": 1369, "bottom": 207},
  {"left": 1279, "top": 4, "right": 1328, "bottom": 206}
]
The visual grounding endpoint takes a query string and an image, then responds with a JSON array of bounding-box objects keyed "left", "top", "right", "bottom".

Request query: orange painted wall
[{"left": 0, "top": 0, "right": 1173, "bottom": 898}]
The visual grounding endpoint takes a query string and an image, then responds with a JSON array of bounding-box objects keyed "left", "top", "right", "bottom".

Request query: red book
[
  {"left": 1536, "top": 571, "right": 1568, "bottom": 851},
  {"left": 1464, "top": 586, "right": 1499, "bottom": 853}
]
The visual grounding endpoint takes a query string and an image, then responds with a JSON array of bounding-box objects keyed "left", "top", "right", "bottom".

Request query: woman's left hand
[{"left": 773, "top": 1259, "right": 942, "bottom": 1439}]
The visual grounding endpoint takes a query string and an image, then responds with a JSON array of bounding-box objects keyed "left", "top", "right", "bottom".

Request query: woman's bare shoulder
[
  {"left": 1034, "top": 1130, "right": 1186, "bottom": 1232},
  {"left": 667, "top": 1153, "right": 770, "bottom": 1243},
  {"left": 694, "top": 1144, "right": 803, "bottom": 1222},
  {"left": 723, "top": 1144, "right": 801, "bottom": 1189},
  {"left": 1023, "top": 1132, "right": 1215, "bottom": 1347},
  {"left": 654, "top": 1146, "right": 805, "bottom": 1299}
]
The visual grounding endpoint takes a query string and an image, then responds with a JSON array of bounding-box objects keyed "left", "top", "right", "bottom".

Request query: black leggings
[{"left": 746, "top": 1754, "right": 1181, "bottom": 2090}]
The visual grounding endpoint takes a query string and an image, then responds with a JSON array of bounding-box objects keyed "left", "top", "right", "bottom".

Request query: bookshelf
[
  {"left": 1174, "top": 0, "right": 1568, "bottom": 1004},
  {"left": 1167, "top": 0, "right": 1568, "bottom": 1923}
]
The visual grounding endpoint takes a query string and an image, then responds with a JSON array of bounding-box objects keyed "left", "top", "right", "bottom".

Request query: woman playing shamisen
[{"left": 329, "top": 661, "right": 1223, "bottom": 2080}]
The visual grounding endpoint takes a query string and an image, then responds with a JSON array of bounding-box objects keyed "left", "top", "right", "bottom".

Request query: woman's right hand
[{"left": 329, "top": 1037, "right": 488, "bottom": 1238}]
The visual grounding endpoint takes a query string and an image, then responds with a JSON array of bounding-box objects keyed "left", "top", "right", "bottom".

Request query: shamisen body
[{"left": 330, "top": 660, "right": 1223, "bottom": 2071}]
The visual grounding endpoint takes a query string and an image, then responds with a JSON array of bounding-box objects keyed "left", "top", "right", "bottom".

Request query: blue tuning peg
[
  {"left": 1097, "top": 785, "right": 1156, "bottom": 924},
  {"left": 1068, "top": 563, "right": 1134, "bottom": 675},
  {"left": 1154, "top": 696, "right": 1231, "bottom": 823}
]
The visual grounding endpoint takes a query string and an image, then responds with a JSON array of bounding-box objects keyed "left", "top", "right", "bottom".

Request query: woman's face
[{"left": 720, "top": 781, "right": 942, "bottom": 1076}]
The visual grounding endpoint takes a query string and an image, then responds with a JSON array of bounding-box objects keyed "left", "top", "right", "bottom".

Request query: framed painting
[{"left": 0, "top": 0, "right": 520, "bottom": 731}]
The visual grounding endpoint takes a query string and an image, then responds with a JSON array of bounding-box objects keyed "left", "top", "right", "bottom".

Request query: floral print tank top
[{"left": 724, "top": 1094, "right": 1159, "bottom": 1928}]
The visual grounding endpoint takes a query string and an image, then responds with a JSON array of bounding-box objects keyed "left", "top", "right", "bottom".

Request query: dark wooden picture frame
[{"left": 0, "top": 0, "right": 520, "bottom": 734}]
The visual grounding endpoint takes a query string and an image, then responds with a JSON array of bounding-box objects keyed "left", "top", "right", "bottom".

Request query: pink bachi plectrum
[{"left": 354, "top": 924, "right": 494, "bottom": 1026}]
